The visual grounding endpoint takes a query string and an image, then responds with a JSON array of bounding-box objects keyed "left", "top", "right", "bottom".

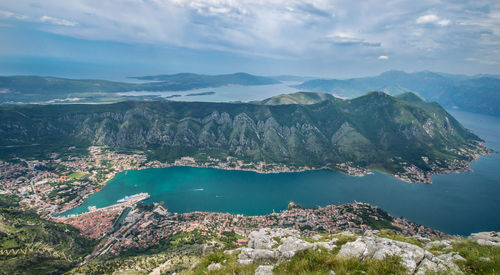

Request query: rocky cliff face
[{"left": 0, "top": 92, "right": 488, "bottom": 182}]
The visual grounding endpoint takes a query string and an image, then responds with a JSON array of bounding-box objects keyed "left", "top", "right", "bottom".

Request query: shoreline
[
  {"left": 54, "top": 147, "right": 493, "bottom": 218},
  {"left": 14, "top": 138, "right": 491, "bottom": 218}
]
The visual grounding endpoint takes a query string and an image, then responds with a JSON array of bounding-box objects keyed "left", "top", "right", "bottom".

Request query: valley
[{"left": 0, "top": 90, "right": 498, "bottom": 274}]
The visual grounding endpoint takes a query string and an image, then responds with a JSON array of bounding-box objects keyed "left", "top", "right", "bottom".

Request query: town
[
  {"left": 0, "top": 146, "right": 373, "bottom": 219},
  {"left": 54, "top": 199, "right": 447, "bottom": 256},
  {"left": 0, "top": 145, "right": 449, "bottom": 259},
  {"left": 0, "top": 146, "right": 148, "bottom": 216}
]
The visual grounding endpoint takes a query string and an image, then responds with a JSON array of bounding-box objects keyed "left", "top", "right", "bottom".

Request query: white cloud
[
  {"left": 466, "top": 57, "right": 499, "bottom": 65},
  {"left": 378, "top": 55, "right": 389, "bottom": 60},
  {"left": 416, "top": 14, "right": 450, "bottom": 26},
  {"left": 437, "top": 19, "right": 450, "bottom": 26},
  {"left": 0, "top": 10, "right": 14, "bottom": 18},
  {"left": 325, "top": 32, "right": 381, "bottom": 47},
  {"left": 0, "top": 9, "right": 28, "bottom": 20},
  {"left": 1, "top": 0, "right": 499, "bottom": 69},
  {"left": 40, "top": 15, "right": 77, "bottom": 26},
  {"left": 416, "top": 14, "right": 439, "bottom": 24}
]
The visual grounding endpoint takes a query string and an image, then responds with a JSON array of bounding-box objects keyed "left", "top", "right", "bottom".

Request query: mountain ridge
[
  {"left": 251, "top": 91, "right": 339, "bottom": 105},
  {"left": 295, "top": 70, "right": 500, "bottom": 116},
  {"left": 0, "top": 91, "right": 489, "bottom": 183}
]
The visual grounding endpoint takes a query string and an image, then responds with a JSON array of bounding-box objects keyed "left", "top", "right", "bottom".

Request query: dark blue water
[{"left": 62, "top": 110, "right": 500, "bottom": 235}]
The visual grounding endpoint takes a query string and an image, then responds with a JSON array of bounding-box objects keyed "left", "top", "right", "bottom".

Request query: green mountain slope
[
  {"left": 0, "top": 92, "right": 487, "bottom": 182},
  {"left": 0, "top": 195, "right": 96, "bottom": 274},
  {"left": 0, "top": 76, "right": 135, "bottom": 94},
  {"left": 253, "top": 91, "right": 338, "bottom": 105},
  {"left": 295, "top": 70, "right": 500, "bottom": 116}
]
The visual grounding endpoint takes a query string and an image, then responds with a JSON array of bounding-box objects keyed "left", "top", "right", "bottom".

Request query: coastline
[
  {"left": 55, "top": 143, "right": 493, "bottom": 217},
  {"left": 7, "top": 136, "right": 491, "bottom": 219}
]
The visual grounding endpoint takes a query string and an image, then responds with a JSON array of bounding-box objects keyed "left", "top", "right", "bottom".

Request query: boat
[{"left": 117, "top": 192, "right": 150, "bottom": 203}]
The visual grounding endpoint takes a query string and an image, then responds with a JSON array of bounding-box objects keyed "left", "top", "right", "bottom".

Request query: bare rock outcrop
[
  {"left": 238, "top": 228, "right": 337, "bottom": 265},
  {"left": 469, "top": 231, "right": 500, "bottom": 247},
  {"left": 338, "top": 231, "right": 464, "bottom": 274}
]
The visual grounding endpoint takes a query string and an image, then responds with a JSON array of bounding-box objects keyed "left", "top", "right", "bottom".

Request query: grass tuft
[
  {"left": 452, "top": 239, "right": 500, "bottom": 275},
  {"left": 274, "top": 247, "right": 407, "bottom": 275}
]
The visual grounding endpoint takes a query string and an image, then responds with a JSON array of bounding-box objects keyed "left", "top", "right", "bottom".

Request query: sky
[{"left": 0, "top": 0, "right": 499, "bottom": 79}]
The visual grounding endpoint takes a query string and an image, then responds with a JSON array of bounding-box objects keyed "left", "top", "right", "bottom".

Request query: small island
[{"left": 186, "top": 91, "right": 216, "bottom": 96}]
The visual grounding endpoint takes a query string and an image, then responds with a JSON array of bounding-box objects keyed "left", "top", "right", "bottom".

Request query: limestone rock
[
  {"left": 238, "top": 228, "right": 310, "bottom": 264},
  {"left": 248, "top": 229, "right": 276, "bottom": 250},
  {"left": 278, "top": 237, "right": 313, "bottom": 260},
  {"left": 425, "top": 240, "right": 452, "bottom": 250},
  {"left": 311, "top": 234, "right": 322, "bottom": 241},
  {"left": 415, "top": 252, "right": 464, "bottom": 274},
  {"left": 238, "top": 248, "right": 279, "bottom": 265},
  {"left": 338, "top": 235, "right": 425, "bottom": 273},
  {"left": 236, "top": 228, "right": 466, "bottom": 275},
  {"left": 207, "top": 262, "right": 221, "bottom": 271},
  {"left": 254, "top": 265, "right": 274, "bottom": 275},
  {"left": 339, "top": 234, "right": 466, "bottom": 275},
  {"left": 313, "top": 239, "right": 338, "bottom": 251},
  {"left": 414, "top": 258, "right": 439, "bottom": 275},
  {"left": 469, "top": 231, "right": 500, "bottom": 247},
  {"left": 248, "top": 228, "right": 300, "bottom": 250}
]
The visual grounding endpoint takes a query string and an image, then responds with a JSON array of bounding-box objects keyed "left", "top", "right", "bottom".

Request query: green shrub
[
  {"left": 188, "top": 251, "right": 257, "bottom": 275},
  {"left": 274, "top": 248, "right": 407, "bottom": 275},
  {"left": 453, "top": 239, "right": 500, "bottom": 275}
]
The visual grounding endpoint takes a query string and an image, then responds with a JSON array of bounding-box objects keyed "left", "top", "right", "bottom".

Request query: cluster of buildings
[
  {"left": 0, "top": 146, "right": 147, "bottom": 215},
  {"left": 1, "top": 146, "right": 450, "bottom": 258},
  {"left": 57, "top": 200, "right": 447, "bottom": 255},
  {"left": 335, "top": 162, "right": 370, "bottom": 177}
]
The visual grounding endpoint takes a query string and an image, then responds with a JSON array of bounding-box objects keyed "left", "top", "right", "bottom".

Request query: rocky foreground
[
  {"left": 200, "top": 229, "right": 500, "bottom": 275},
  {"left": 62, "top": 201, "right": 498, "bottom": 274}
]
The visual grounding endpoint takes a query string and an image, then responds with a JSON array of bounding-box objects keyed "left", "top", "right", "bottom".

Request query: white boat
[{"left": 117, "top": 192, "right": 150, "bottom": 203}]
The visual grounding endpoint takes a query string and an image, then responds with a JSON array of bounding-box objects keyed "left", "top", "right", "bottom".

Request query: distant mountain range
[
  {"left": 129, "top": 72, "right": 280, "bottom": 89},
  {"left": 0, "top": 91, "right": 488, "bottom": 183},
  {"left": 295, "top": 70, "right": 500, "bottom": 116},
  {"left": 1, "top": 71, "right": 498, "bottom": 117},
  {"left": 0, "top": 73, "right": 280, "bottom": 104},
  {"left": 269, "top": 75, "right": 317, "bottom": 82}
]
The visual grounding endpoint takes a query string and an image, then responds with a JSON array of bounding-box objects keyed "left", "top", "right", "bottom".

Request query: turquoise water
[
  {"left": 61, "top": 110, "right": 500, "bottom": 236},
  {"left": 122, "top": 82, "right": 300, "bottom": 102}
]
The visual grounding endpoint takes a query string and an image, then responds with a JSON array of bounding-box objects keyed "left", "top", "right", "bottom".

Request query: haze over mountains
[
  {"left": 0, "top": 72, "right": 279, "bottom": 94},
  {"left": 0, "top": 73, "right": 280, "bottom": 104},
  {"left": 0, "top": 70, "right": 498, "bottom": 117},
  {"left": 296, "top": 70, "right": 500, "bottom": 116}
]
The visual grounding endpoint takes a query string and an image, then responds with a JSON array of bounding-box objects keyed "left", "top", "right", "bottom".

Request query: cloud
[
  {"left": 0, "top": 9, "right": 28, "bottom": 20},
  {"left": 1, "top": 0, "right": 499, "bottom": 74},
  {"left": 466, "top": 57, "right": 499, "bottom": 65},
  {"left": 416, "top": 14, "right": 450, "bottom": 26},
  {"left": 325, "top": 32, "right": 381, "bottom": 47},
  {"left": 40, "top": 15, "right": 77, "bottom": 26},
  {"left": 378, "top": 55, "right": 389, "bottom": 60},
  {"left": 0, "top": 10, "right": 13, "bottom": 18}
]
